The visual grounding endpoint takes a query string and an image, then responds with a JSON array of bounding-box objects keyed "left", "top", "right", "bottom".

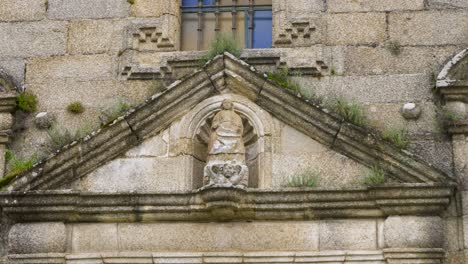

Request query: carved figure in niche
[{"left": 203, "top": 99, "right": 249, "bottom": 188}]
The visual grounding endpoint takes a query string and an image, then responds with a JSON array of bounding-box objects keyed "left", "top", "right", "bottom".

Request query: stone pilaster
[{"left": 0, "top": 72, "right": 17, "bottom": 177}]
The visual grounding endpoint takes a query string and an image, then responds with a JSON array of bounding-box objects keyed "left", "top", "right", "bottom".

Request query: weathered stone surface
[
  {"left": 71, "top": 223, "right": 118, "bottom": 252},
  {"left": 286, "top": 0, "right": 324, "bottom": 17},
  {"left": 384, "top": 216, "right": 444, "bottom": 248},
  {"left": 34, "top": 112, "right": 55, "bottom": 129},
  {"left": 0, "top": 21, "right": 67, "bottom": 58},
  {"left": 389, "top": 10, "right": 468, "bottom": 45},
  {"left": 328, "top": 0, "right": 424, "bottom": 12},
  {"left": 326, "top": 13, "right": 386, "bottom": 45},
  {"left": 319, "top": 220, "right": 377, "bottom": 250},
  {"left": 0, "top": 0, "right": 45, "bottom": 22},
  {"left": 344, "top": 47, "right": 440, "bottom": 75},
  {"left": 427, "top": 0, "right": 468, "bottom": 8},
  {"left": 68, "top": 20, "right": 125, "bottom": 55},
  {"left": 26, "top": 55, "right": 115, "bottom": 84},
  {"left": 295, "top": 73, "right": 433, "bottom": 104},
  {"left": 118, "top": 222, "right": 319, "bottom": 251},
  {"left": 8, "top": 223, "right": 66, "bottom": 254},
  {"left": 131, "top": 0, "right": 179, "bottom": 17},
  {"left": 125, "top": 130, "right": 169, "bottom": 157},
  {"left": 409, "top": 138, "right": 453, "bottom": 176},
  {"left": 74, "top": 156, "right": 193, "bottom": 192},
  {"left": 0, "top": 58, "right": 25, "bottom": 86},
  {"left": 48, "top": 0, "right": 130, "bottom": 19}
]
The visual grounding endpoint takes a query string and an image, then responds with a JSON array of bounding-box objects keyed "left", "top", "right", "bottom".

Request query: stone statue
[{"left": 203, "top": 99, "right": 248, "bottom": 188}]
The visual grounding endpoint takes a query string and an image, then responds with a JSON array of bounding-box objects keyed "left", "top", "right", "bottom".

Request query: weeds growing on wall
[
  {"left": 330, "top": 98, "right": 368, "bottom": 127},
  {"left": 266, "top": 67, "right": 302, "bottom": 93},
  {"left": 382, "top": 128, "right": 410, "bottom": 149},
  {"left": 127, "top": 0, "right": 135, "bottom": 4},
  {"left": 0, "top": 151, "right": 38, "bottom": 189},
  {"left": 16, "top": 92, "right": 38, "bottom": 112},
  {"left": 67, "top": 101, "right": 85, "bottom": 114},
  {"left": 200, "top": 34, "right": 241, "bottom": 65},
  {"left": 283, "top": 170, "right": 319, "bottom": 188},
  {"left": 47, "top": 124, "right": 95, "bottom": 150},
  {"left": 362, "top": 164, "right": 386, "bottom": 187},
  {"left": 100, "top": 100, "right": 132, "bottom": 127}
]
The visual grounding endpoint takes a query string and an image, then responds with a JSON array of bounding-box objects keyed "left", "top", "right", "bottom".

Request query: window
[{"left": 181, "top": 0, "right": 272, "bottom": 51}]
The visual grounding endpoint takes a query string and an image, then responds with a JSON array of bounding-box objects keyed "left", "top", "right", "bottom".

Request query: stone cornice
[{"left": 0, "top": 184, "right": 454, "bottom": 222}]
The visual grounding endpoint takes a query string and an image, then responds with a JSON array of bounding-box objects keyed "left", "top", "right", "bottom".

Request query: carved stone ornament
[{"left": 203, "top": 99, "right": 249, "bottom": 188}]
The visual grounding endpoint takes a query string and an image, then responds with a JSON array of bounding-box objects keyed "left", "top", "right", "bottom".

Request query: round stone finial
[{"left": 401, "top": 103, "right": 421, "bottom": 120}]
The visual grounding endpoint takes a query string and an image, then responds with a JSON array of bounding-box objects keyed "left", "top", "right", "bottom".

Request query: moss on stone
[
  {"left": 16, "top": 92, "right": 38, "bottom": 113},
  {"left": 67, "top": 101, "right": 85, "bottom": 114}
]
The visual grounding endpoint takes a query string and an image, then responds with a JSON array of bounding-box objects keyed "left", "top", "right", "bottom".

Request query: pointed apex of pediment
[{"left": 1, "top": 53, "right": 454, "bottom": 192}]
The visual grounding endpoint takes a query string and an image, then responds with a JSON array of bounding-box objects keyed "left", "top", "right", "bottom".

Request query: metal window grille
[{"left": 181, "top": 0, "right": 272, "bottom": 50}]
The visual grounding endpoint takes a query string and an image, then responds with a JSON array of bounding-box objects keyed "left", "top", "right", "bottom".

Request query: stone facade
[{"left": 0, "top": 0, "right": 467, "bottom": 263}]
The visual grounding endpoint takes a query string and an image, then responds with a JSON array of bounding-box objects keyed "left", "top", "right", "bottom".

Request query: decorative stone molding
[
  {"left": 6, "top": 251, "right": 386, "bottom": 264},
  {"left": 132, "top": 26, "right": 176, "bottom": 51},
  {"left": 383, "top": 248, "right": 445, "bottom": 264},
  {"left": 274, "top": 20, "right": 318, "bottom": 47},
  {"left": 2, "top": 53, "right": 454, "bottom": 192},
  {"left": 0, "top": 184, "right": 453, "bottom": 222},
  {"left": 436, "top": 48, "right": 468, "bottom": 134},
  {"left": 0, "top": 70, "right": 18, "bottom": 177}
]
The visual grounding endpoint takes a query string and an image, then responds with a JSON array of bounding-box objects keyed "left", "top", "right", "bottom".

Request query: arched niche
[{"left": 177, "top": 94, "right": 274, "bottom": 189}]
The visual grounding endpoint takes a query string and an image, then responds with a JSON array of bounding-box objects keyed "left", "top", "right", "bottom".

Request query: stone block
[
  {"left": 0, "top": 21, "right": 67, "bottom": 58},
  {"left": 344, "top": 47, "right": 438, "bottom": 75},
  {"left": 48, "top": 0, "right": 130, "bottom": 19},
  {"left": 409, "top": 137, "right": 453, "bottom": 177},
  {"left": 389, "top": 10, "right": 468, "bottom": 45},
  {"left": 74, "top": 156, "right": 192, "bottom": 192},
  {"left": 118, "top": 222, "right": 319, "bottom": 251},
  {"left": 427, "top": 0, "right": 468, "bottom": 9},
  {"left": 319, "top": 220, "right": 377, "bottom": 250},
  {"left": 384, "top": 216, "right": 444, "bottom": 248},
  {"left": 71, "top": 223, "right": 118, "bottom": 252},
  {"left": 328, "top": 0, "right": 424, "bottom": 12},
  {"left": 125, "top": 130, "right": 169, "bottom": 157},
  {"left": 68, "top": 20, "right": 125, "bottom": 55},
  {"left": 326, "top": 13, "right": 386, "bottom": 45},
  {"left": 131, "top": 0, "right": 179, "bottom": 17},
  {"left": 0, "top": 58, "right": 24, "bottom": 86},
  {"left": 295, "top": 73, "right": 433, "bottom": 104},
  {"left": 8, "top": 223, "right": 66, "bottom": 254},
  {"left": 26, "top": 55, "right": 115, "bottom": 84},
  {"left": 0, "top": 0, "right": 45, "bottom": 21},
  {"left": 286, "top": 0, "right": 324, "bottom": 18}
]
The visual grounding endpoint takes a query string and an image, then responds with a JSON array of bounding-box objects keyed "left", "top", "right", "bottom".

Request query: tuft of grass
[
  {"left": 67, "top": 101, "right": 85, "bottom": 114},
  {"left": 331, "top": 98, "right": 368, "bottom": 127},
  {"left": 283, "top": 170, "right": 319, "bottom": 188},
  {"left": 200, "top": 34, "right": 241, "bottom": 65},
  {"left": 127, "top": 0, "right": 135, "bottom": 4},
  {"left": 362, "top": 164, "right": 386, "bottom": 187},
  {"left": 266, "top": 67, "right": 302, "bottom": 93},
  {"left": 47, "top": 126, "right": 75, "bottom": 150},
  {"left": 16, "top": 92, "right": 38, "bottom": 112},
  {"left": 99, "top": 100, "right": 132, "bottom": 127},
  {"left": 0, "top": 151, "right": 38, "bottom": 189},
  {"left": 385, "top": 41, "right": 402, "bottom": 56},
  {"left": 382, "top": 128, "right": 410, "bottom": 149}
]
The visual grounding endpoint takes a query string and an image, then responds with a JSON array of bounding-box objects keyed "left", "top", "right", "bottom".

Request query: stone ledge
[
  {"left": 7, "top": 250, "right": 386, "bottom": 264},
  {"left": 0, "top": 184, "right": 454, "bottom": 222}
]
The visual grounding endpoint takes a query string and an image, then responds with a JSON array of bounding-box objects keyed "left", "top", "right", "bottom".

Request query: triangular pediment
[{"left": 2, "top": 53, "right": 453, "bottom": 192}]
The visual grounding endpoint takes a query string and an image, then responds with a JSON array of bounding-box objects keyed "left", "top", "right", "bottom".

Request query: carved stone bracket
[{"left": 132, "top": 26, "right": 176, "bottom": 52}]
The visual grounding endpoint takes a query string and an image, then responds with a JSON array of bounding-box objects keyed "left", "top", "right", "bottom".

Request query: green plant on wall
[
  {"left": 283, "top": 170, "right": 320, "bottom": 188},
  {"left": 266, "top": 67, "right": 302, "bottom": 93},
  {"left": 382, "top": 128, "right": 410, "bottom": 149},
  {"left": 362, "top": 164, "right": 386, "bottom": 187},
  {"left": 0, "top": 151, "right": 37, "bottom": 189},
  {"left": 67, "top": 101, "right": 86, "bottom": 114},
  {"left": 331, "top": 98, "right": 368, "bottom": 127},
  {"left": 200, "top": 34, "right": 241, "bottom": 65},
  {"left": 16, "top": 92, "right": 38, "bottom": 112}
]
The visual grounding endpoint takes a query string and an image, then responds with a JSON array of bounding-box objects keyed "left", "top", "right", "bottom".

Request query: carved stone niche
[{"left": 177, "top": 94, "right": 274, "bottom": 189}]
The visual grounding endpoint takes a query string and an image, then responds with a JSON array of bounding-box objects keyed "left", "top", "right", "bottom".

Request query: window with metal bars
[{"left": 181, "top": 0, "right": 272, "bottom": 51}]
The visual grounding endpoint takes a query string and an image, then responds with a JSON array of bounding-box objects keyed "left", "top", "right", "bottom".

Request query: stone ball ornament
[{"left": 401, "top": 103, "right": 421, "bottom": 120}]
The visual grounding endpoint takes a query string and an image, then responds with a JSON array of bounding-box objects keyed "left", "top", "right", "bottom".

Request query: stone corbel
[{"left": 0, "top": 71, "right": 18, "bottom": 177}]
